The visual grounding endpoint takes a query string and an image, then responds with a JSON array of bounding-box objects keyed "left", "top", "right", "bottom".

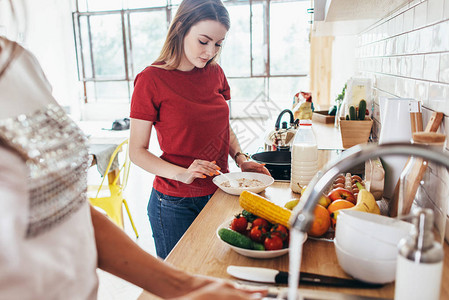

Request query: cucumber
[
  {"left": 218, "top": 228, "right": 253, "bottom": 249},
  {"left": 252, "top": 242, "right": 265, "bottom": 251},
  {"left": 218, "top": 228, "right": 265, "bottom": 251}
]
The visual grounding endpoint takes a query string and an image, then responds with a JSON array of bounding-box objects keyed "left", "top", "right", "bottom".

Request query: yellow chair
[{"left": 89, "top": 139, "right": 139, "bottom": 238}]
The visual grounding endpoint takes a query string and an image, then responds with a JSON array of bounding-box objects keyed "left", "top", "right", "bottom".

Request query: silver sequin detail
[{"left": 0, "top": 104, "right": 90, "bottom": 238}]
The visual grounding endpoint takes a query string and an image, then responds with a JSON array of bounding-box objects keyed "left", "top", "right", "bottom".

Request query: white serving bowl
[
  {"left": 216, "top": 219, "right": 307, "bottom": 259},
  {"left": 336, "top": 212, "right": 407, "bottom": 261},
  {"left": 213, "top": 172, "right": 274, "bottom": 196},
  {"left": 334, "top": 238, "right": 396, "bottom": 284},
  {"left": 337, "top": 210, "right": 413, "bottom": 247}
]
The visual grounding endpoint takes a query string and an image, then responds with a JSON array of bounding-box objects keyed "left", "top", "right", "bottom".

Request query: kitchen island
[{"left": 138, "top": 181, "right": 449, "bottom": 299}]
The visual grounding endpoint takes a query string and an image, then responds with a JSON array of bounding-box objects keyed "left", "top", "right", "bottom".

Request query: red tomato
[
  {"left": 270, "top": 224, "right": 289, "bottom": 241},
  {"left": 230, "top": 215, "right": 248, "bottom": 233},
  {"left": 252, "top": 218, "right": 270, "bottom": 229},
  {"left": 249, "top": 225, "right": 267, "bottom": 243},
  {"left": 264, "top": 235, "right": 284, "bottom": 251}
]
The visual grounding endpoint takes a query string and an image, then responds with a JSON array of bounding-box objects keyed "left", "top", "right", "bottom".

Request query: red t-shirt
[{"left": 130, "top": 63, "right": 231, "bottom": 197}]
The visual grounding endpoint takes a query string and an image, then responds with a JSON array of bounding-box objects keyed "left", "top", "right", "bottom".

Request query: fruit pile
[
  {"left": 218, "top": 210, "right": 289, "bottom": 251},
  {"left": 284, "top": 173, "right": 380, "bottom": 238}
]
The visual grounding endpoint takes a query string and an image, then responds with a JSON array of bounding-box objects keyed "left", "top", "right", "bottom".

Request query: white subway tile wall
[
  {"left": 357, "top": 0, "right": 449, "bottom": 148},
  {"left": 445, "top": 0, "right": 449, "bottom": 17},
  {"left": 357, "top": 0, "right": 449, "bottom": 235}
]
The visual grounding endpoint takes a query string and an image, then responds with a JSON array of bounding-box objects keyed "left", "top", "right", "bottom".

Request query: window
[{"left": 72, "top": 0, "right": 311, "bottom": 109}]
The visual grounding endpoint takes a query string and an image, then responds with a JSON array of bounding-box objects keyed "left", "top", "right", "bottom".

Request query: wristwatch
[{"left": 234, "top": 151, "right": 250, "bottom": 167}]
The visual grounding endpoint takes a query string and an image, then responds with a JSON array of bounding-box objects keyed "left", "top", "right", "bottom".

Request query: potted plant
[{"left": 339, "top": 99, "right": 373, "bottom": 148}]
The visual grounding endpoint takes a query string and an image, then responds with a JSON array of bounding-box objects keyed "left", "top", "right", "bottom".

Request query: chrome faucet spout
[{"left": 290, "top": 142, "right": 449, "bottom": 232}]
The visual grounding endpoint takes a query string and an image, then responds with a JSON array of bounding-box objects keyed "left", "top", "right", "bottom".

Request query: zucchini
[{"left": 218, "top": 228, "right": 264, "bottom": 250}]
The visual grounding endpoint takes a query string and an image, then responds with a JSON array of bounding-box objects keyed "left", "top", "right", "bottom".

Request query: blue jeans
[{"left": 147, "top": 188, "right": 212, "bottom": 259}]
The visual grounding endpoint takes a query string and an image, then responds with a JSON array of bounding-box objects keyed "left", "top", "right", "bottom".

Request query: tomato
[
  {"left": 252, "top": 218, "right": 270, "bottom": 229},
  {"left": 249, "top": 225, "right": 267, "bottom": 243},
  {"left": 230, "top": 215, "right": 248, "bottom": 233},
  {"left": 264, "top": 235, "right": 284, "bottom": 251},
  {"left": 270, "top": 224, "right": 289, "bottom": 241}
]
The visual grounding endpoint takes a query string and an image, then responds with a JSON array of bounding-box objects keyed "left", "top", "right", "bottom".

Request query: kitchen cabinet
[{"left": 313, "top": 0, "right": 409, "bottom": 35}]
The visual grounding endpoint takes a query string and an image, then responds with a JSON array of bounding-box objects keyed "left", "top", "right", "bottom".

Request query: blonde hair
[{"left": 154, "top": 0, "right": 230, "bottom": 70}]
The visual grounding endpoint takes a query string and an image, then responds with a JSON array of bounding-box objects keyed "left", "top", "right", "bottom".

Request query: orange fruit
[
  {"left": 327, "top": 199, "right": 355, "bottom": 215},
  {"left": 308, "top": 204, "right": 331, "bottom": 237},
  {"left": 327, "top": 199, "right": 355, "bottom": 228}
]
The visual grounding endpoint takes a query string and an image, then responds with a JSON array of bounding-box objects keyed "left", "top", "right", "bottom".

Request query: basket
[{"left": 339, "top": 117, "right": 373, "bottom": 149}]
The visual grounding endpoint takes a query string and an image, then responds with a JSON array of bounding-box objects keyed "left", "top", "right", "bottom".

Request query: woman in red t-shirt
[{"left": 129, "top": 0, "right": 269, "bottom": 259}]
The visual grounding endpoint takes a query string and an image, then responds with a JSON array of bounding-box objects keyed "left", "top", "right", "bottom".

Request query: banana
[{"left": 332, "top": 183, "right": 380, "bottom": 220}]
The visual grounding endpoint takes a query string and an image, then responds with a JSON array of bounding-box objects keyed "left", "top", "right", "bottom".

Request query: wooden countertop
[
  {"left": 139, "top": 181, "right": 449, "bottom": 299},
  {"left": 312, "top": 122, "right": 343, "bottom": 150}
]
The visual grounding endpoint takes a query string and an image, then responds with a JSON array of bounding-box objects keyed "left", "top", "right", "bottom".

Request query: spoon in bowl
[{"left": 217, "top": 170, "right": 239, "bottom": 188}]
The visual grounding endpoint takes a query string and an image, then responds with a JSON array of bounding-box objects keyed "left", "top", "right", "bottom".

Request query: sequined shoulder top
[{"left": 0, "top": 104, "right": 90, "bottom": 238}]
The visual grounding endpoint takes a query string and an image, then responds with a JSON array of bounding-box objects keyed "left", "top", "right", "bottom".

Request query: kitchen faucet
[
  {"left": 290, "top": 142, "right": 449, "bottom": 232},
  {"left": 288, "top": 142, "right": 449, "bottom": 300}
]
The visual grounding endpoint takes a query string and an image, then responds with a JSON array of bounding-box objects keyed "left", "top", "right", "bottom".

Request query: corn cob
[{"left": 239, "top": 190, "right": 291, "bottom": 228}]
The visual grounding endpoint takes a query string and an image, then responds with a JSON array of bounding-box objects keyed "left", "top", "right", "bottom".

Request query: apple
[
  {"left": 327, "top": 187, "right": 356, "bottom": 204},
  {"left": 318, "top": 194, "right": 331, "bottom": 208}
]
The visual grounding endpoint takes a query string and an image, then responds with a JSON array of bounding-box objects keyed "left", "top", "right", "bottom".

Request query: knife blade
[{"left": 227, "top": 266, "right": 383, "bottom": 288}]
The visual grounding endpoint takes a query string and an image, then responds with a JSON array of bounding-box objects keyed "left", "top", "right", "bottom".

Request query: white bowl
[
  {"left": 337, "top": 210, "right": 412, "bottom": 246},
  {"left": 335, "top": 213, "right": 403, "bottom": 261},
  {"left": 334, "top": 238, "right": 396, "bottom": 284},
  {"left": 213, "top": 172, "right": 274, "bottom": 196},
  {"left": 216, "top": 219, "right": 307, "bottom": 259}
]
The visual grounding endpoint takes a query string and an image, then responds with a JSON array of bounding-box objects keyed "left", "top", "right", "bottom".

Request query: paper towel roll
[{"left": 379, "top": 98, "right": 415, "bottom": 199}]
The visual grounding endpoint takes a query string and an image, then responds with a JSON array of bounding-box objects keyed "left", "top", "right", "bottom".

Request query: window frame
[{"left": 72, "top": 0, "right": 310, "bottom": 104}]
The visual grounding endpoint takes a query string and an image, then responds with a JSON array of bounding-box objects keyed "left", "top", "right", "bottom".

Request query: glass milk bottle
[{"left": 290, "top": 120, "right": 318, "bottom": 193}]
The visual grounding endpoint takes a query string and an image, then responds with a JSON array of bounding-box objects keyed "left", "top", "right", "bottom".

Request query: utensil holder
[{"left": 397, "top": 132, "right": 448, "bottom": 244}]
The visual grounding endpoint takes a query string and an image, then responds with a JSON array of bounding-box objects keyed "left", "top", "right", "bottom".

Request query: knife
[{"left": 227, "top": 266, "right": 383, "bottom": 288}]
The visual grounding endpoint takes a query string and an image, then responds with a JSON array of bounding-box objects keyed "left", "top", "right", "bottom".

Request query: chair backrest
[{"left": 95, "top": 139, "right": 130, "bottom": 198}]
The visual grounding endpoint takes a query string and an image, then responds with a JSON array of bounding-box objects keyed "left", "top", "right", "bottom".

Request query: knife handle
[
  {"left": 276, "top": 271, "right": 383, "bottom": 288},
  {"left": 274, "top": 271, "right": 289, "bottom": 284}
]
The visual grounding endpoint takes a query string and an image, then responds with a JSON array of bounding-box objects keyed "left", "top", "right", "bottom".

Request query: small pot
[{"left": 251, "top": 151, "right": 291, "bottom": 181}]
